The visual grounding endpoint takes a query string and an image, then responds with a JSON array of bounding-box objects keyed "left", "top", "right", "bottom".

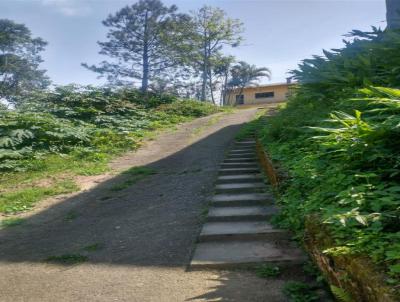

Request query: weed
[
  {"left": 191, "top": 114, "right": 223, "bottom": 137},
  {"left": 200, "top": 205, "right": 209, "bottom": 219},
  {"left": 109, "top": 166, "right": 157, "bottom": 192},
  {"left": 235, "top": 108, "right": 267, "bottom": 140},
  {"left": 64, "top": 210, "right": 78, "bottom": 221},
  {"left": 330, "top": 285, "right": 354, "bottom": 302},
  {"left": 256, "top": 264, "right": 281, "bottom": 278},
  {"left": 283, "top": 281, "right": 319, "bottom": 302},
  {"left": 0, "top": 179, "right": 79, "bottom": 214},
  {"left": 83, "top": 243, "right": 104, "bottom": 252},
  {"left": 0, "top": 217, "right": 24, "bottom": 228},
  {"left": 45, "top": 254, "right": 88, "bottom": 265}
]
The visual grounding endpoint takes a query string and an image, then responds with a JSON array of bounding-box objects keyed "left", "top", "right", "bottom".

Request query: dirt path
[{"left": 0, "top": 108, "right": 289, "bottom": 302}]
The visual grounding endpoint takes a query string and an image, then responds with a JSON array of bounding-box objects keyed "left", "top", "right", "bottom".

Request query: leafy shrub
[
  {"left": 0, "top": 86, "right": 221, "bottom": 172},
  {"left": 283, "top": 281, "right": 319, "bottom": 302},
  {"left": 259, "top": 28, "right": 400, "bottom": 283},
  {"left": 157, "top": 100, "right": 221, "bottom": 117}
]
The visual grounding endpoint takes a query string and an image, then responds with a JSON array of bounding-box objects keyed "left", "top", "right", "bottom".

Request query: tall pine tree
[
  {"left": 0, "top": 19, "right": 49, "bottom": 104},
  {"left": 83, "top": 0, "right": 186, "bottom": 92}
]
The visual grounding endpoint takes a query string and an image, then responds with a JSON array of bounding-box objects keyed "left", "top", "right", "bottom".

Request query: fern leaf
[{"left": 330, "top": 285, "right": 354, "bottom": 302}]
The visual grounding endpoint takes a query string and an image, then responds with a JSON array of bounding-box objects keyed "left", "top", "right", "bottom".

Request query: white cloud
[{"left": 41, "top": 0, "right": 92, "bottom": 17}]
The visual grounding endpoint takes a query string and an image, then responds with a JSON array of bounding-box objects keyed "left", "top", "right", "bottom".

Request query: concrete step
[
  {"left": 219, "top": 167, "right": 260, "bottom": 175},
  {"left": 229, "top": 149, "right": 255, "bottom": 154},
  {"left": 235, "top": 140, "right": 256, "bottom": 145},
  {"left": 216, "top": 174, "right": 263, "bottom": 184},
  {"left": 227, "top": 152, "right": 255, "bottom": 158},
  {"left": 224, "top": 158, "right": 256, "bottom": 163},
  {"left": 215, "top": 182, "right": 266, "bottom": 193},
  {"left": 190, "top": 240, "right": 306, "bottom": 269},
  {"left": 211, "top": 193, "right": 273, "bottom": 207},
  {"left": 232, "top": 145, "right": 254, "bottom": 150},
  {"left": 198, "top": 221, "right": 288, "bottom": 242},
  {"left": 220, "top": 162, "right": 258, "bottom": 169},
  {"left": 207, "top": 206, "right": 279, "bottom": 222}
]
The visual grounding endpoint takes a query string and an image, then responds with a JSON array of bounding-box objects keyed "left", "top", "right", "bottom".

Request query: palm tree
[
  {"left": 386, "top": 0, "right": 400, "bottom": 29},
  {"left": 227, "top": 61, "right": 271, "bottom": 105}
]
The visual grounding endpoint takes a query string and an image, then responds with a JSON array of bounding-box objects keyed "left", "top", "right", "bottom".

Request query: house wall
[{"left": 226, "top": 84, "right": 292, "bottom": 106}]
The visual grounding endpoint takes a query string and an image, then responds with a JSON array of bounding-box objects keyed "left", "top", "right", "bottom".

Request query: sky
[{"left": 1, "top": 0, "right": 387, "bottom": 86}]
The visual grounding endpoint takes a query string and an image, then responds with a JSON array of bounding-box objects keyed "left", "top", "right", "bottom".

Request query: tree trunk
[
  {"left": 200, "top": 30, "right": 208, "bottom": 102},
  {"left": 141, "top": 11, "right": 149, "bottom": 93},
  {"left": 208, "top": 68, "right": 216, "bottom": 105},
  {"left": 221, "top": 71, "right": 228, "bottom": 106},
  {"left": 201, "top": 66, "right": 207, "bottom": 101},
  {"left": 201, "top": 60, "right": 207, "bottom": 102},
  {"left": 386, "top": 0, "right": 400, "bottom": 29}
]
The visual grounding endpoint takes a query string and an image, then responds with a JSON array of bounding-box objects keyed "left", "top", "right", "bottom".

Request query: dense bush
[
  {"left": 0, "top": 85, "right": 222, "bottom": 171},
  {"left": 259, "top": 28, "right": 400, "bottom": 283}
]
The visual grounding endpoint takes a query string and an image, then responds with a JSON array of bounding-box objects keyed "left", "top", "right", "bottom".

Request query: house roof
[
  {"left": 228, "top": 81, "right": 296, "bottom": 93},
  {"left": 242, "top": 82, "right": 296, "bottom": 89}
]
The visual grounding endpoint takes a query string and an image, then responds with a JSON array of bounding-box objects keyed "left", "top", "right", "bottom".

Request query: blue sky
[{"left": 1, "top": 0, "right": 386, "bottom": 86}]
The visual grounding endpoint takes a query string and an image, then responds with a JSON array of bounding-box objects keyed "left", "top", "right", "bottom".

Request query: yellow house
[{"left": 225, "top": 81, "right": 295, "bottom": 106}]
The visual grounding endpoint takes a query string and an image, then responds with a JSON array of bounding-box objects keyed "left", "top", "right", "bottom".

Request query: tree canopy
[
  {"left": 188, "top": 6, "right": 243, "bottom": 102},
  {"left": 82, "top": 0, "right": 187, "bottom": 93},
  {"left": 0, "top": 19, "right": 49, "bottom": 104},
  {"left": 228, "top": 61, "right": 271, "bottom": 89}
]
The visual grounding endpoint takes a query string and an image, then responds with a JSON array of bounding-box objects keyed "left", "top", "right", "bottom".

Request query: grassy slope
[{"left": 0, "top": 103, "right": 229, "bottom": 216}]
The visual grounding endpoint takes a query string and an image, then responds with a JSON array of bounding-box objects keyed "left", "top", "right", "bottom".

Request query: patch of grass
[
  {"left": 64, "top": 210, "right": 78, "bottom": 221},
  {"left": 121, "top": 166, "right": 156, "bottom": 176},
  {"left": 0, "top": 179, "right": 79, "bottom": 214},
  {"left": 109, "top": 166, "right": 157, "bottom": 192},
  {"left": 0, "top": 217, "right": 25, "bottom": 228},
  {"left": 200, "top": 205, "right": 209, "bottom": 220},
  {"left": 45, "top": 253, "right": 88, "bottom": 265},
  {"left": 235, "top": 108, "right": 268, "bottom": 140},
  {"left": 283, "top": 281, "right": 319, "bottom": 302},
  {"left": 191, "top": 114, "right": 224, "bottom": 137},
  {"left": 256, "top": 264, "right": 281, "bottom": 278},
  {"left": 303, "top": 261, "right": 324, "bottom": 283},
  {"left": 83, "top": 243, "right": 104, "bottom": 252}
]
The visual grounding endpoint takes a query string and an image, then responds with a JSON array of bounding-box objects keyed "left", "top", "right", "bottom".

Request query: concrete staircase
[{"left": 190, "top": 138, "right": 305, "bottom": 269}]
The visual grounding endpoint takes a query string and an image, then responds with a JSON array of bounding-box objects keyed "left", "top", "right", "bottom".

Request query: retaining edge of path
[{"left": 254, "top": 138, "right": 399, "bottom": 302}]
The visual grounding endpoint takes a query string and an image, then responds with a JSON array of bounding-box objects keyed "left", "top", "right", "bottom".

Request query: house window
[
  {"left": 236, "top": 94, "right": 244, "bottom": 104},
  {"left": 255, "top": 91, "right": 274, "bottom": 98}
]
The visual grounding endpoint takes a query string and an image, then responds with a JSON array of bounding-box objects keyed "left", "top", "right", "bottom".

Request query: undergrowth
[
  {"left": 257, "top": 27, "right": 400, "bottom": 289},
  {"left": 0, "top": 86, "right": 223, "bottom": 214}
]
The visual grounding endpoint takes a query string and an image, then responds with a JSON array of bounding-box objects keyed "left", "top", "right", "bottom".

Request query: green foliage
[
  {"left": 110, "top": 166, "right": 157, "bottom": 191},
  {"left": 228, "top": 61, "right": 271, "bottom": 91},
  {"left": 235, "top": 108, "right": 267, "bottom": 140},
  {"left": 283, "top": 281, "right": 319, "bottom": 302},
  {"left": 65, "top": 211, "right": 78, "bottom": 221},
  {"left": 330, "top": 285, "right": 354, "bottom": 302},
  {"left": 0, "top": 19, "right": 50, "bottom": 103},
  {"left": 189, "top": 5, "right": 244, "bottom": 101},
  {"left": 0, "top": 87, "right": 221, "bottom": 213},
  {"left": 260, "top": 28, "right": 400, "bottom": 283},
  {"left": 156, "top": 100, "right": 221, "bottom": 117},
  {"left": 82, "top": 0, "right": 185, "bottom": 91},
  {"left": 0, "top": 86, "right": 221, "bottom": 172},
  {"left": 255, "top": 264, "right": 281, "bottom": 278},
  {"left": 83, "top": 243, "right": 104, "bottom": 252},
  {"left": 0, "top": 217, "right": 24, "bottom": 228},
  {"left": 45, "top": 254, "right": 88, "bottom": 265},
  {"left": 0, "top": 179, "right": 78, "bottom": 214}
]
